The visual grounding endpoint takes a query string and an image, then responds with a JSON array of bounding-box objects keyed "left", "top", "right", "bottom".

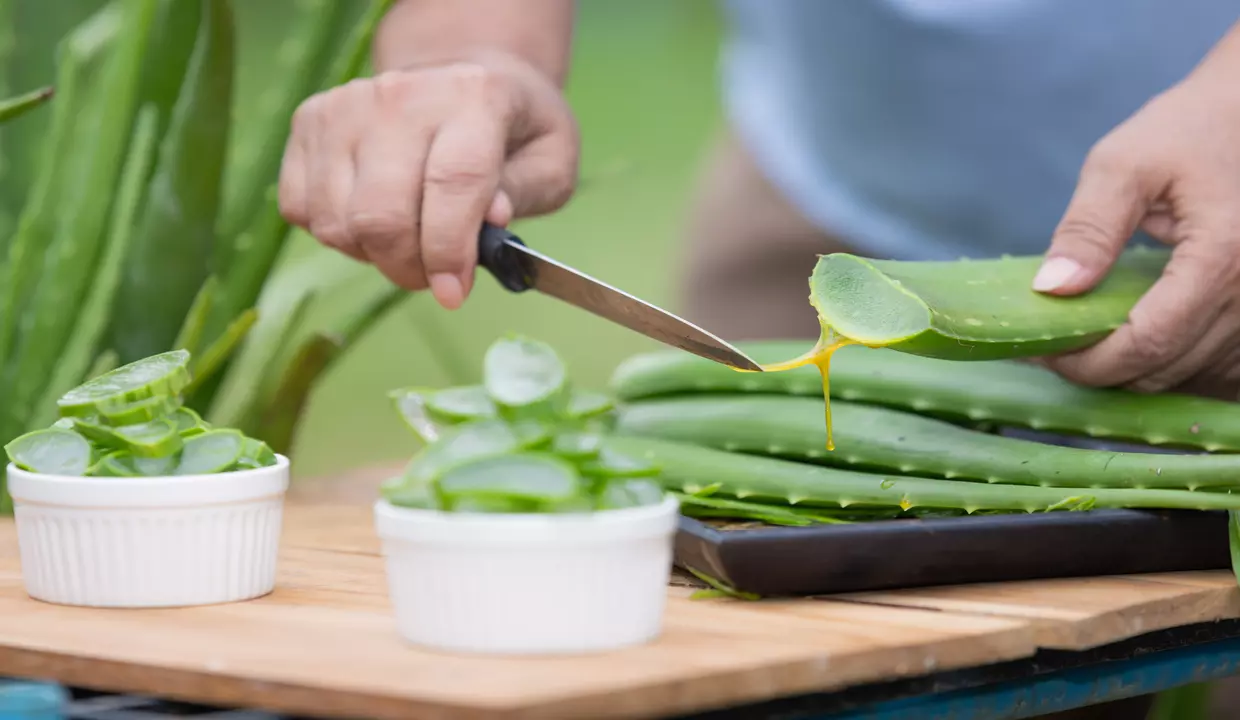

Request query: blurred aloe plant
[{"left": 0, "top": 0, "right": 405, "bottom": 511}]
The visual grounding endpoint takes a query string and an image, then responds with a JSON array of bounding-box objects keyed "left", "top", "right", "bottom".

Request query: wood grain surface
[{"left": 0, "top": 467, "right": 1234, "bottom": 719}]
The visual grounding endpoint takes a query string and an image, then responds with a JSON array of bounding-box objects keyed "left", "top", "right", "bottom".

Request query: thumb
[{"left": 1034, "top": 152, "right": 1150, "bottom": 296}]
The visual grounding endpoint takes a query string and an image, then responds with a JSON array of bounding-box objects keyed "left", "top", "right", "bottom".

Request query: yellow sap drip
[{"left": 753, "top": 331, "right": 857, "bottom": 451}]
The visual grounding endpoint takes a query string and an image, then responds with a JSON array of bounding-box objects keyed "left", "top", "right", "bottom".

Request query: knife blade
[{"left": 476, "top": 223, "right": 763, "bottom": 372}]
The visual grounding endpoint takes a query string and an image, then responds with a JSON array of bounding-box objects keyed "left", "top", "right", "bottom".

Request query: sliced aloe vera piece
[
  {"left": 96, "top": 451, "right": 178, "bottom": 477},
  {"left": 57, "top": 349, "right": 191, "bottom": 417},
  {"left": 92, "top": 451, "right": 141, "bottom": 477},
  {"left": 596, "top": 477, "right": 665, "bottom": 510},
  {"left": 381, "top": 472, "right": 441, "bottom": 510},
  {"left": 111, "top": 419, "right": 183, "bottom": 458},
  {"left": 451, "top": 495, "right": 539, "bottom": 513},
  {"left": 233, "top": 436, "right": 276, "bottom": 469},
  {"left": 388, "top": 387, "right": 444, "bottom": 443},
  {"left": 435, "top": 452, "right": 583, "bottom": 508},
  {"left": 426, "top": 385, "right": 497, "bottom": 422},
  {"left": 5, "top": 428, "right": 92, "bottom": 475},
  {"left": 580, "top": 447, "right": 659, "bottom": 479},
  {"left": 173, "top": 407, "right": 210, "bottom": 436},
  {"left": 175, "top": 430, "right": 244, "bottom": 475},
  {"left": 511, "top": 418, "right": 553, "bottom": 449},
  {"left": 51, "top": 417, "right": 75, "bottom": 430},
  {"left": 96, "top": 394, "right": 182, "bottom": 426},
  {"left": 405, "top": 419, "right": 524, "bottom": 481},
  {"left": 483, "top": 336, "right": 569, "bottom": 420},
  {"left": 552, "top": 431, "right": 603, "bottom": 462},
  {"left": 567, "top": 389, "right": 613, "bottom": 419},
  {"left": 809, "top": 247, "right": 1169, "bottom": 360}
]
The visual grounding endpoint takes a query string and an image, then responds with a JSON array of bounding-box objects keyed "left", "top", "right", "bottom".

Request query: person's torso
[{"left": 720, "top": 0, "right": 1239, "bottom": 259}]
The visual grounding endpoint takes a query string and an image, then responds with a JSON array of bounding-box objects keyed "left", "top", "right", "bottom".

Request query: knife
[{"left": 475, "top": 223, "right": 763, "bottom": 372}]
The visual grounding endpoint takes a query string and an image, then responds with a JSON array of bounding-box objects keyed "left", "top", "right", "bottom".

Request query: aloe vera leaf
[
  {"left": 95, "top": 394, "right": 182, "bottom": 427},
  {"left": 246, "top": 284, "right": 404, "bottom": 452},
  {"left": 483, "top": 335, "right": 570, "bottom": 420},
  {"left": 235, "top": 436, "right": 275, "bottom": 468},
  {"left": 85, "top": 350, "right": 119, "bottom": 381},
  {"left": 405, "top": 419, "right": 527, "bottom": 483},
  {"left": 381, "top": 472, "right": 440, "bottom": 509},
  {"left": 134, "top": 0, "right": 203, "bottom": 138},
  {"left": 108, "top": 0, "right": 234, "bottom": 364},
  {"left": 611, "top": 342, "right": 1240, "bottom": 452},
  {"left": 128, "top": 452, "right": 177, "bottom": 476},
  {"left": 0, "top": 85, "right": 53, "bottom": 124},
  {"left": 616, "top": 395, "right": 1240, "bottom": 491},
  {"left": 174, "top": 429, "right": 243, "bottom": 474},
  {"left": 425, "top": 385, "right": 498, "bottom": 422},
  {"left": 201, "top": 0, "right": 395, "bottom": 386},
  {"left": 183, "top": 308, "right": 257, "bottom": 398},
  {"left": 172, "top": 275, "right": 218, "bottom": 358},
  {"left": 0, "top": 0, "right": 156, "bottom": 439},
  {"left": 435, "top": 453, "right": 583, "bottom": 509},
  {"left": 808, "top": 246, "right": 1169, "bottom": 360},
  {"left": 674, "top": 492, "right": 853, "bottom": 526},
  {"left": 579, "top": 447, "right": 659, "bottom": 480},
  {"left": 1230, "top": 511, "right": 1240, "bottom": 590},
  {"left": 173, "top": 406, "right": 210, "bottom": 436},
  {"left": 217, "top": 0, "right": 357, "bottom": 243},
  {"left": 91, "top": 451, "right": 140, "bottom": 477},
  {"left": 603, "top": 435, "right": 1240, "bottom": 513},
  {"left": 4, "top": 428, "right": 92, "bottom": 475},
  {"left": 111, "top": 418, "right": 182, "bottom": 458},
  {"left": 30, "top": 103, "right": 161, "bottom": 430},
  {"left": 57, "top": 349, "right": 191, "bottom": 417}
]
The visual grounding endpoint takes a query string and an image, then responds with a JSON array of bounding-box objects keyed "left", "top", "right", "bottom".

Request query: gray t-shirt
[{"left": 719, "top": 0, "right": 1238, "bottom": 260}]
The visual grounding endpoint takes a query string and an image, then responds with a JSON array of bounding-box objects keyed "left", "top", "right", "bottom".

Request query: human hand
[
  {"left": 1030, "top": 70, "right": 1240, "bottom": 399},
  {"left": 277, "top": 50, "right": 580, "bottom": 309}
]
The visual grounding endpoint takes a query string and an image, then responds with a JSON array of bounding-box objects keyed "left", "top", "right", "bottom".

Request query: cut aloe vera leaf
[
  {"left": 4, "top": 428, "right": 92, "bottom": 475},
  {"left": 175, "top": 430, "right": 244, "bottom": 475},
  {"left": 57, "top": 349, "right": 191, "bottom": 417},
  {"left": 808, "top": 246, "right": 1168, "bottom": 360},
  {"left": 552, "top": 432, "right": 603, "bottom": 462},
  {"left": 51, "top": 417, "right": 75, "bottom": 430},
  {"left": 96, "top": 394, "right": 182, "bottom": 426},
  {"left": 381, "top": 473, "right": 441, "bottom": 510},
  {"left": 482, "top": 335, "right": 569, "bottom": 420},
  {"left": 425, "top": 385, "right": 498, "bottom": 422},
  {"left": 388, "top": 387, "right": 444, "bottom": 443},
  {"left": 579, "top": 447, "right": 659, "bottom": 480},
  {"left": 604, "top": 435, "right": 1240, "bottom": 513},
  {"left": 611, "top": 341, "right": 1240, "bottom": 452},
  {"left": 566, "top": 389, "right": 613, "bottom": 420},
  {"left": 235, "top": 436, "right": 276, "bottom": 468},
  {"left": 452, "top": 495, "right": 540, "bottom": 513},
  {"left": 674, "top": 493, "right": 852, "bottom": 526},
  {"left": 436, "top": 452, "right": 584, "bottom": 509},
  {"left": 97, "top": 451, "right": 178, "bottom": 477},
  {"left": 111, "top": 419, "right": 183, "bottom": 458},
  {"left": 173, "top": 407, "right": 210, "bottom": 436},
  {"left": 91, "top": 451, "right": 141, "bottom": 477},
  {"left": 596, "top": 478, "right": 665, "bottom": 510},
  {"left": 404, "top": 419, "right": 525, "bottom": 482},
  {"left": 511, "top": 418, "right": 553, "bottom": 449},
  {"left": 616, "top": 395, "right": 1240, "bottom": 490}
]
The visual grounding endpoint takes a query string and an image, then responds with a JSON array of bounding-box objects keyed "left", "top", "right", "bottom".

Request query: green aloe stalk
[{"left": 0, "top": 85, "right": 53, "bottom": 124}]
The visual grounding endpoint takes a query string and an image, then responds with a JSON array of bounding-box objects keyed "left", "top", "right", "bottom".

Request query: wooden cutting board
[{"left": 0, "top": 476, "right": 1235, "bottom": 718}]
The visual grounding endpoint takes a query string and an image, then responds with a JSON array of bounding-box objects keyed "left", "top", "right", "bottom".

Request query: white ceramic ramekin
[
  {"left": 6, "top": 455, "right": 289, "bottom": 608},
  {"left": 373, "top": 495, "right": 680, "bottom": 655}
]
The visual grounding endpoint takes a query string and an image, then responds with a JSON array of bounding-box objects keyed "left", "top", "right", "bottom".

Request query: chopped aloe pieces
[
  {"left": 108, "top": 419, "right": 182, "bottom": 458},
  {"left": 95, "top": 451, "right": 177, "bottom": 477},
  {"left": 552, "top": 432, "right": 602, "bottom": 462},
  {"left": 483, "top": 336, "right": 568, "bottom": 419},
  {"left": 451, "top": 495, "right": 538, "bottom": 513},
  {"left": 580, "top": 447, "right": 659, "bottom": 479},
  {"left": 175, "top": 430, "right": 244, "bottom": 475},
  {"left": 511, "top": 418, "right": 553, "bottom": 449},
  {"left": 381, "top": 472, "right": 441, "bottom": 510},
  {"left": 436, "top": 453, "right": 583, "bottom": 508},
  {"left": 51, "top": 418, "right": 75, "bottom": 430},
  {"left": 56, "top": 349, "right": 191, "bottom": 417},
  {"left": 425, "top": 385, "right": 497, "bottom": 422},
  {"left": 96, "top": 394, "right": 182, "bottom": 426},
  {"left": 234, "top": 436, "right": 276, "bottom": 468},
  {"left": 92, "top": 452, "right": 141, "bottom": 477},
  {"left": 406, "top": 419, "right": 526, "bottom": 482},
  {"left": 5, "top": 429, "right": 93, "bottom": 476},
  {"left": 567, "top": 390, "right": 613, "bottom": 419},
  {"left": 173, "top": 407, "right": 210, "bottom": 436},
  {"left": 597, "top": 478, "right": 666, "bottom": 510},
  {"left": 388, "top": 388, "right": 443, "bottom": 443}
]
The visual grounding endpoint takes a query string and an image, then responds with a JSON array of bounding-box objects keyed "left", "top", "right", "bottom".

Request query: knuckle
[
  {"left": 1124, "top": 320, "right": 1181, "bottom": 368},
  {"left": 372, "top": 70, "right": 416, "bottom": 104},
  {"left": 290, "top": 95, "right": 323, "bottom": 134},
  {"left": 309, "top": 221, "right": 351, "bottom": 250},
  {"left": 426, "top": 159, "right": 492, "bottom": 194},
  {"left": 345, "top": 209, "right": 414, "bottom": 245}
]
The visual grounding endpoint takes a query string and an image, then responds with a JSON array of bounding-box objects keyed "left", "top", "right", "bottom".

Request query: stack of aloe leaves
[
  {"left": 4, "top": 349, "right": 277, "bottom": 477},
  {"left": 601, "top": 247, "right": 1240, "bottom": 583},
  {"left": 381, "top": 335, "right": 666, "bottom": 514}
]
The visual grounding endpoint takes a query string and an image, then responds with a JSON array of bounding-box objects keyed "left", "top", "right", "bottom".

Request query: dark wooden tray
[{"left": 672, "top": 428, "right": 1234, "bottom": 596}]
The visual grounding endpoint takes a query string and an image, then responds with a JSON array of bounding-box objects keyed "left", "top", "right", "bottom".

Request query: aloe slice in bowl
[
  {"left": 579, "top": 447, "right": 659, "bottom": 480},
  {"left": 231, "top": 436, "right": 276, "bottom": 470},
  {"left": 175, "top": 430, "right": 245, "bottom": 475},
  {"left": 483, "top": 336, "right": 569, "bottom": 420},
  {"left": 381, "top": 473, "right": 441, "bottom": 510},
  {"left": 388, "top": 388, "right": 444, "bottom": 443},
  {"left": 56, "top": 349, "right": 192, "bottom": 418},
  {"left": 552, "top": 432, "right": 603, "bottom": 462},
  {"left": 96, "top": 394, "right": 182, "bottom": 426},
  {"left": 173, "top": 407, "right": 211, "bottom": 437},
  {"left": 597, "top": 478, "right": 665, "bottom": 510},
  {"left": 111, "top": 419, "right": 183, "bottom": 458},
  {"left": 91, "top": 451, "right": 142, "bottom": 477},
  {"left": 406, "top": 419, "right": 527, "bottom": 481},
  {"left": 566, "top": 390, "right": 613, "bottom": 420},
  {"left": 426, "top": 385, "right": 498, "bottom": 422},
  {"left": 5, "top": 428, "right": 94, "bottom": 476},
  {"left": 435, "top": 452, "right": 583, "bottom": 508}
]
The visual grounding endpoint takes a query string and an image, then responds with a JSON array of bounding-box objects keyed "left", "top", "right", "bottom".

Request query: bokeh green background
[{"left": 242, "top": 0, "right": 728, "bottom": 477}]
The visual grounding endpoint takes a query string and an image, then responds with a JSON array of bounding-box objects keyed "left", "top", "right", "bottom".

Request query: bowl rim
[{"left": 5, "top": 453, "right": 290, "bottom": 486}]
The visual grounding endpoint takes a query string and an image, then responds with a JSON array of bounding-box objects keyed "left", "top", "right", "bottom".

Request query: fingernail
[
  {"left": 1032, "top": 256, "right": 1082, "bottom": 292},
  {"left": 430, "top": 273, "right": 464, "bottom": 309}
]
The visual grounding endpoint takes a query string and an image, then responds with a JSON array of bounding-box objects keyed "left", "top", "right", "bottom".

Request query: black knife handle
[{"left": 477, "top": 222, "right": 533, "bottom": 293}]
